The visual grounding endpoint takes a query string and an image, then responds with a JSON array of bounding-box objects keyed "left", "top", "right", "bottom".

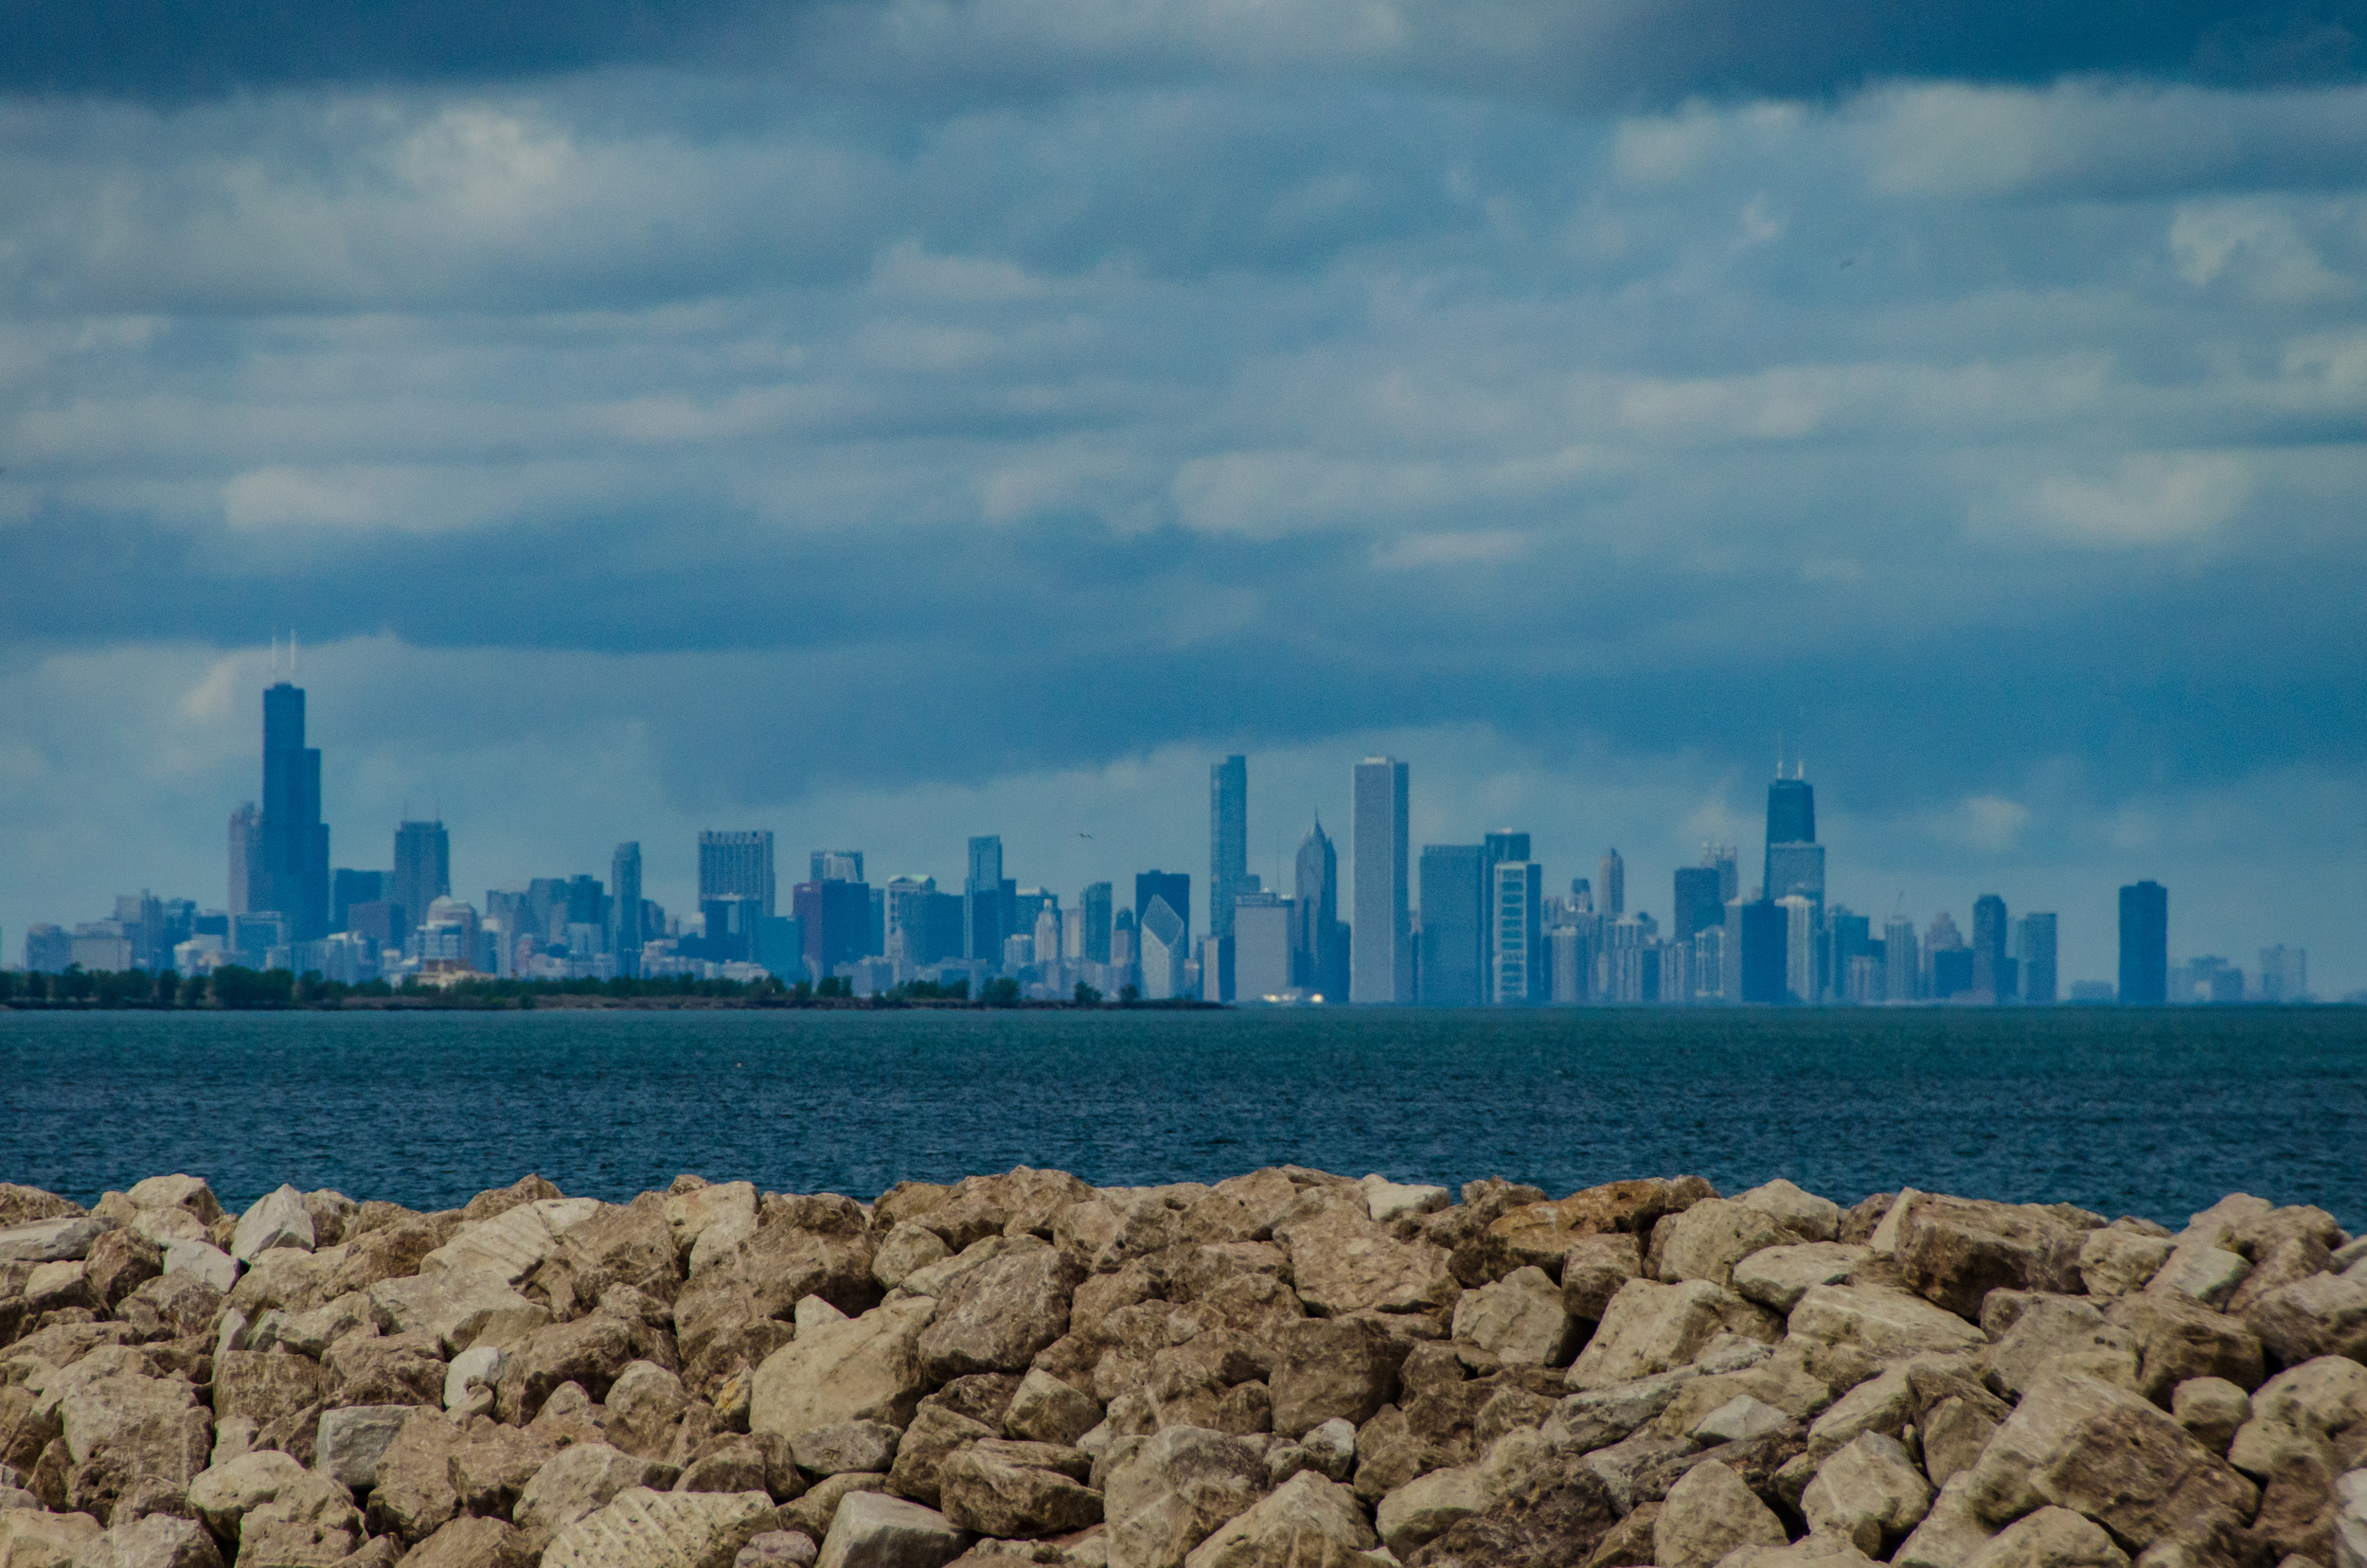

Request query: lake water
[{"left": 3, "top": 1006, "right": 2360, "bottom": 1229}]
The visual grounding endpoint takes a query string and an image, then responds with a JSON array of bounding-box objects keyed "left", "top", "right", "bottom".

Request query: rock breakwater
[{"left": 2, "top": 1167, "right": 2364, "bottom": 1568}]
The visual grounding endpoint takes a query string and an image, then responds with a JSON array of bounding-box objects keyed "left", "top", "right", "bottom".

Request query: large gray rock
[
  {"left": 541, "top": 1486, "right": 779, "bottom": 1568},
  {"left": 2170, "top": 1379, "right": 2251, "bottom": 1457},
  {"left": 161, "top": 1242, "right": 238, "bottom": 1295},
  {"left": 1803, "top": 1432, "right": 1933, "bottom": 1555},
  {"left": 2334, "top": 1470, "right": 2366, "bottom": 1568},
  {"left": 65, "top": 1512, "right": 224, "bottom": 1568},
  {"left": 1887, "top": 1197, "right": 2087, "bottom": 1321},
  {"left": 665, "top": 1183, "right": 760, "bottom": 1274},
  {"left": 752, "top": 1300, "right": 938, "bottom": 1439},
  {"left": 813, "top": 1492, "right": 966, "bottom": 1568},
  {"left": 2228, "top": 1357, "right": 2367, "bottom": 1480},
  {"left": 1734, "top": 1245, "right": 1868, "bottom": 1315},
  {"left": 1656, "top": 1201, "right": 1795, "bottom": 1291},
  {"left": 870, "top": 1227, "right": 952, "bottom": 1292},
  {"left": 1651, "top": 1459, "right": 1784, "bottom": 1568},
  {"left": 2146, "top": 1246, "right": 2251, "bottom": 1310},
  {"left": 1182, "top": 1470, "right": 1376, "bottom": 1568},
  {"left": 514, "top": 1443, "right": 670, "bottom": 1558},
  {"left": 2077, "top": 1223, "right": 2173, "bottom": 1299},
  {"left": 0, "top": 1217, "right": 115, "bottom": 1263},
  {"left": 1271, "top": 1190, "right": 1458, "bottom": 1317},
  {"left": 2, "top": 1509, "right": 107, "bottom": 1566},
  {"left": 914, "top": 1240, "right": 1081, "bottom": 1383},
  {"left": 1360, "top": 1178, "right": 1450, "bottom": 1226},
  {"left": 1450, "top": 1267, "right": 1577, "bottom": 1366},
  {"left": 2249, "top": 1273, "right": 2367, "bottom": 1368},
  {"left": 1004, "top": 1369, "right": 1102, "bottom": 1449},
  {"left": 1985, "top": 1298, "right": 2141, "bottom": 1399},
  {"left": 231, "top": 1187, "right": 316, "bottom": 1263},
  {"left": 1268, "top": 1318, "right": 1410, "bottom": 1438},
  {"left": 367, "top": 1270, "right": 540, "bottom": 1354},
  {"left": 792, "top": 1423, "right": 903, "bottom": 1478},
  {"left": 1895, "top": 1474, "right": 1999, "bottom": 1568},
  {"left": 1566, "top": 1279, "right": 1780, "bottom": 1391},
  {"left": 400, "top": 1516, "right": 530, "bottom": 1568},
  {"left": 1785, "top": 1285, "right": 1988, "bottom": 1362},
  {"left": 1959, "top": 1506, "right": 2129, "bottom": 1568},
  {"left": 1375, "top": 1462, "right": 1494, "bottom": 1559},
  {"left": 419, "top": 1198, "right": 602, "bottom": 1285},
  {"left": 53, "top": 1356, "right": 215, "bottom": 1523},
  {"left": 937, "top": 1440, "right": 1099, "bottom": 1538},
  {"left": 313, "top": 1406, "right": 418, "bottom": 1492},
  {"left": 1102, "top": 1427, "right": 1269, "bottom": 1568},
  {"left": 1560, "top": 1234, "right": 1647, "bottom": 1322}
]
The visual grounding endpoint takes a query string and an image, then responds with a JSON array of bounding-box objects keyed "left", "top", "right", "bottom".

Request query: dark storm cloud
[{"left": 7, "top": 0, "right": 2362, "bottom": 105}]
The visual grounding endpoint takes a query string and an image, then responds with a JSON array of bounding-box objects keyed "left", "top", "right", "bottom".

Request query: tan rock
[
  {"left": 667, "top": 1185, "right": 760, "bottom": 1275},
  {"left": 2146, "top": 1248, "right": 2251, "bottom": 1311},
  {"left": 916, "top": 1169, "right": 1099, "bottom": 1253},
  {"left": 814, "top": 1491, "right": 967, "bottom": 1568},
  {"left": 1562, "top": 1235, "right": 1647, "bottom": 1322},
  {"left": 1272, "top": 1192, "right": 1457, "bottom": 1319},
  {"left": 400, "top": 1517, "right": 530, "bottom": 1568},
  {"left": 1785, "top": 1285, "right": 1987, "bottom": 1363},
  {"left": 938, "top": 1441, "right": 1100, "bottom": 1537},
  {"left": 2227, "top": 1357, "right": 2367, "bottom": 1480},
  {"left": 1481, "top": 1181, "right": 1699, "bottom": 1282},
  {"left": 1889, "top": 1197, "right": 2086, "bottom": 1321},
  {"left": 2170, "top": 1380, "right": 2251, "bottom": 1458},
  {"left": 1650, "top": 1460, "right": 1783, "bottom": 1568},
  {"left": 1987, "top": 1298, "right": 2143, "bottom": 1400},
  {"left": 917, "top": 1240, "right": 1083, "bottom": 1383},
  {"left": 2078, "top": 1223, "right": 2174, "bottom": 1300},
  {"left": 361, "top": 1410, "right": 463, "bottom": 1544},
  {"left": 2247, "top": 1273, "right": 2367, "bottom": 1368},
  {"left": 2103, "top": 1293, "right": 2265, "bottom": 1405},
  {"left": 64, "top": 1512, "right": 225, "bottom": 1568},
  {"left": 1567, "top": 1279, "right": 1781, "bottom": 1391},
  {"left": 885, "top": 1404, "right": 999, "bottom": 1507},
  {"left": 872, "top": 1228, "right": 953, "bottom": 1292},
  {"left": 1734, "top": 1245, "right": 1868, "bottom": 1316},
  {"left": 1895, "top": 1475, "right": 2001, "bottom": 1568},
  {"left": 542, "top": 1486, "right": 779, "bottom": 1568},
  {"left": 1181, "top": 1470, "right": 1376, "bottom": 1568},
  {"left": 1375, "top": 1462, "right": 1493, "bottom": 1558},
  {"left": 1733, "top": 1180, "right": 1842, "bottom": 1244},
  {"left": 1803, "top": 1432, "right": 1933, "bottom": 1554},
  {"left": 1101, "top": 1427, "right": 1268, "bottom": 1568},
  {"left": 1959, "top": 1506, "right": 2129, "bottom": 1568},
  {"left": 779, "top": 1473, "right": 894, "bottom": 1543},
  {"left": 419, "top": 1198, "right": 601, "bottom": 1285},
  {"left": 1269, "top": 1319, "right": 1412, "bottom": 1438},
  {"left": 0, "top": 1507, "right": 106, "bottom": 1568},
  {"left": 514, "top": 1442, "right": 669, "bottom": 1557},
  {"left": 1450, "top": 1269, "right": 1576, "bottom": 1366},
  {"left": 753, "top": 1299, "right": 937, "bottom": 1439},
  {"left": 1006, "top": 1369, "right": 1104, "bottom": 1448},
  {"left": 1657, "top": 1202, "right": 1795, "bottom": 1291}
]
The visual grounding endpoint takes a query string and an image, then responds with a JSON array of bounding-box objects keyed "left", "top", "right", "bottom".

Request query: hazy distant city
[{"left": 9, "top": 676, "right": 2328, "bottom": 1007}]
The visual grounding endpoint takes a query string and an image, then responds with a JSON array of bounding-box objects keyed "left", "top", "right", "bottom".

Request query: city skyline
[{"left": 5, "top": 670, "right": 2337, "bottom": 1002}]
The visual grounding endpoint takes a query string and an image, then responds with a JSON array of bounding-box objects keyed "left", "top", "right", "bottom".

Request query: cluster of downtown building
[{"left": 9, "top": 680, "right": 2320, "bottom": 1006}]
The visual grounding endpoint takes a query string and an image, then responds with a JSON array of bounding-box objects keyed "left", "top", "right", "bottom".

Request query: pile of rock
[{"left": 2, "top": 1166, "right": 2363, "bottom": 1568}]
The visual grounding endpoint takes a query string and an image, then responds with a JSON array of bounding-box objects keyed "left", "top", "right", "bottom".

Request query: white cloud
[{"left": 2024, "top": 453, "right": 2251, "bottom": 545}]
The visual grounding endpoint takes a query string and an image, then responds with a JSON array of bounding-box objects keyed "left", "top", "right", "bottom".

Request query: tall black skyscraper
[
  {"left": 1210, "top": 756, "right": 1248, "bottom": 944},
  {"left": 2119, "top": 881, "right": 2168, "bottom": 1005},
  {"left": 258, "top": 682, "right": 331, "bottom": 939},
  {"left": 1763, "top": 774, "right": 1824, "bottom": 905},
  {"left": 699, "top": 829, "right": 775, "bottom": 918},
  {"left": 392, "top": 820, "right": 451, "bottom": 940},
  {"left": 1673, "top": 865, "right": 1724, "bottom": 939},
  {"left": 1418, "top": 845, "right": 1485, "bottom": 1007},
  {"left": 611, "top": 842, "right": 644, "bottom": 977},
  {"left": 1971, "top": 894, "right": 2009, "bottom": 1003}
]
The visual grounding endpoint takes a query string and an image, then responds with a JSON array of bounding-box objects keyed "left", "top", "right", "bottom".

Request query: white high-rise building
[
  {"left": 1780, "top": 895, "right": 1818, "bottom": 1004},
  {"left": 1885, "top": 913, "right": 1920, "bottom": 1003},
  {"left": 1139, "top": 896, "right": 1186, "bottom": 1000},
  {"left": 1350, "top": 757, "right": 1411, "bottom": 1004},
  {"left": 1491, "top": 861, "right": 1542, "bottom": 1006},
  {"left": 1234, "top": 893, "right": 1291, "bottom": 1001}
]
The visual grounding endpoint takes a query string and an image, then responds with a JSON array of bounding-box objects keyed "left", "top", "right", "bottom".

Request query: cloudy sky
[{"left": 5, "top": 0, "right": 2366, "bottom": 992}]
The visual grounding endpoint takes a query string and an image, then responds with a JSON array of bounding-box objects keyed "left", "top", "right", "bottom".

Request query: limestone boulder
[
  {"left": 1544, "top": 1342, "right": 1773, "bottom": 1452},
  {"left": 1376, "top": 1464, "right": 1494, "bottom": 1559},
  {"left": 1650, "top": 1460, "right": 1784, "bottom": 1568},
  {"left": 513, "top": 1442, "right": 670, "bottom": 1557},
  {"left": 2078, "top": 1223, "right": 2175, "bottom": 1300},
  {"left": 1895, "top": 1474, "right": 1998, "bottom": 1568},
  {"left": 1734, "top": 1245, "right": 1868, "bottom": 1316},
  {"left": 1959, "top": 1506, "right": 2130, "bottom": 1568},
  {"left": 2248, "top": 1274, "right": 2367, "bottom": 1369},
  {"left": 1717, "top": 1536, "right": 1882, "bottom": 1568},
  {"left": 1102, "top": 1427, "right": 1269, "bottom": 1568},
  {"left": 1694, "top": 1396, "right": 1791, "bottom": 1445},
  {"left": 361, "top": 1410, "right": 463, "bottom": 1544},
  {"left": 1656, "top": 1202, "right": 1794, "bottom": 1291},
  {"left": 233, "top": 1469, "right": 365, "bottom": 1566},
  {"left": 752, "top": 1299, "right": 938, "bottom": 1439},
  {"left": 1566, "top": 1279, "right": 1781, "bottom": 1391},
  {"left": 1272, "top": 1192, "right": 1458, "bottom": 1319},
  {"left": 606, "top": 1361, "right": 694, "bottom": 1458},
  {"left": 2228, "top": 1357, "right": 2367, "bottom": 1480},
  {"left": 814, "top": 1491, "right": 966, "bottom": 1568},
  {"left": 1006, "top": 1369, "right": 1103, "bottom": 1449},
  {"left": 325, "top": 1335, "right": 447, "bottom": 1409},
  {"left": 542, "top": 1486, "right": 780, "bottom": 1568},
  {"left": 496, "top": 1298, "right": 673, "bottom": 1422},
  {"left": 916, "top": 1240, "right": 1083, "bottom": 1383},
  {"left": 2103, "top": 1293, "right": 2266, "bottom": 1404},
  {"left": 447, "top": 1422, "right": 560, "bottom": 1520},
  {"left": 1803, "top": 1432, "right": 1933, "bottom": 1554},
  {"left": 666, "top": 1184, "right": 761, "bottom": 1274},
  {"left": 2334, "top": 1470, "right": 2365, "bottom": 1568},
  {"left": 737, "top": 1533, "right": 821, "bottom": 1568},
  {"left": 0, "top": 1218, "right": 116, "bottom": 1264},
  {"left": 367, "top": 1272, "right": 539, "bottom": 1356},
  {"left": 159, "top": 1242, "right": 237, "bottom": 1297},
  {"left": 1269, "top": 1318, "right": 1412, "bottom": 1438},
  {"left": 1889, "top": 1197, "right": 2087, "bottom": 1321},
  {"left": 1786, "top": 1285, "right": 1988, "bottom": 1363},
  {"left": 793, "top": 1424, "right": 903, "bottom": 1478},
  {"left": 1734, "top": 1181, "right": 1842, "bottom": 1244},
  {"left": 938, "top": 1440, "right": 1099, "bottom": 1537},
  {"left": 913, "top": 1169, "right": 1098, "bottom": 1254},
  {"left": 419, "top": 1198, "right": 601, "bottom": 1286},
  {"left": 873, "top": 1228, "right": 954, "bottom": 1292},
  {"left": 1, "top": 1507, "right": 106, "bottom": 1567},
  {"left": 64, "top": 1512, "right": 224, "bottom": 1568},
  {"left": 1180, "top": 1470, "right": 1375, "bottom": 1568},
  {"left": 400, "top": 1517, "right": 531, "bottom": 1568},
  {"left": 1401, "top": 1452, "right": 1623, "bottom": 1568},
  {"left": 535, "top": 1195, "right": 685, "bottom": 1316},
  {"left": 312, "top": 1407, "right": 418, "bottom": 1492},
  {"left": 1361, "top": 1178, "right": 1450, "bottom": 1227},
  {"left": 1450, "top": 1269, "right": 1576, "bottom": 1367},
  {"left": 2172, "top": 1380, "right": 2253, "bottom": 1457},
  {"left": 1987, "top": 1298, "right": 2142, "bottom": 1399},
  {"left": 53, "top": 1359, "right": 214, "bottom": 1523},
  {"left": 231, "top": 1188, "right": 317, "bottom": 1265},
  {"left": 886, "top": 1404, "right": 999, "bottom": 1507},
  {"left": 1964, "top": 1371, "right": 2258, "bottom": 1559},
  {"left": 1561, "top": 1235, "right": 1646, "bottom": 1323}
]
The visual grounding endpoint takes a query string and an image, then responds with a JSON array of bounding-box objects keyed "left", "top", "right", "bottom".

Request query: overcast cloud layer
[{"left": 5, "top": 0, "right": 2366, "bottom": 990}]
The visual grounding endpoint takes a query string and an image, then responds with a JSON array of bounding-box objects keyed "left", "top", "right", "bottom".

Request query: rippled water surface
[{"left": 3, "top": 1007, "right": 2361, "bottom": 1226}]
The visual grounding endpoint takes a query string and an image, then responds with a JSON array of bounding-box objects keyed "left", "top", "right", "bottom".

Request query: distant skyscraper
[
  {"left": 258, "top": 682, "right": 331, "bottom": 939},
  {"left": 810, "top": 850, "right": 863, "bottom": 883},
  {"left": 1971, "top": 894, "right": 2009, "bottom": 1003},
  {"left": 965, "top": 835, "right": 1006, "bottom": 963},
  {"left": 1598, "top": 849, "right": 1625, "bottom": 918},
  {"left": 1081, "top": 882, "right": 1113, "bottom": 965},
  {"left": 1418, "top": 845, "right": 1485, "bottom": 1007},
  {"left": 1491, "top": 860, "right": 1544, "bottom": 1006},
  {"left": 1738, "top": 900, "right": 1787, "bottom": 1003},
  {"left": 700, "top": 830, "right": 775, "bottom": 918},
  {"left": 611, "top": 843, "right": 644, "bottom": 977},
  {"left": 1673, "top": 865, "right": 1723, "bottom": 941},
  {"left": 2119, "top": 881, "right": 2168, "bottom": 1005},
  {"left": 1884, "top": 912, "right": 1919, "bottom": 1002},
  {"left": 2015, "top": 912, "right": 2057, "bottom": 1005},
  {"left": 228, "top": 802, "right": 262, "bottom": 917},
  {"left": 1481, "top": 830, "right": 1529, "bottom": 983},
  {"left": 330, "top": 868, "right": 385, "bottom": 935},
  {"left": 1210, "top": 757, "right": 1248, "bottom": 944},
  {"left": 1708, "top": 844, "right": 1739, "bottom": 905},
  {"left": 1233, "top": 892, "right": 1290, "bottom": 1001},
  {"left": 1139, "top": 896, "right": 1186, "bottom": 1000},
  {"left": 1290, "top": 819, "right": 1348, "bottom": 999},
  {"left": 1763, "top": 774, "right": 1822, "bottom": 909},
  {"left": 1135, "top": 871, "right": 1189, "bottom": 943},
  {"left": 1778, "top": 895, "right": 1818, "bottom": 1004},
  {"left": 392, "top": 820, "right": 451, "bottom": 942},
  {"left": 1351, "top": 758, "right": 1411, "bottom": 1004},
  {"left": 2257, "top": 944, "right": 2306, "bottom": 1003}
]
